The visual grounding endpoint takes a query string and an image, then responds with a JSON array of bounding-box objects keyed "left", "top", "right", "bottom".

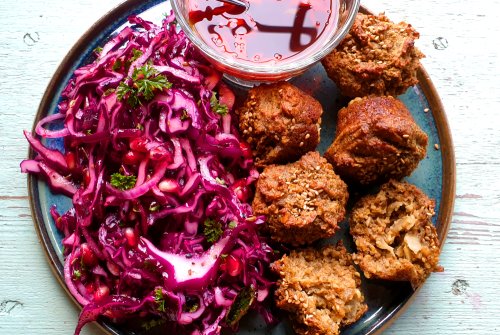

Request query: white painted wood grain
[{"left": 1, "top": 0, "right": 499, "bottom": 334}]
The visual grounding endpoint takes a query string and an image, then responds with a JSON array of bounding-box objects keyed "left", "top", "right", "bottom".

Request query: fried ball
[
  {"left": 322, "top": 12, "right": 424, "bottom": 97},
  {"left": 324, "top": 96, "right": 428, "bottom": 186},
  {"left": 271, "top": 243, "right": 368, "bottom": 335},
  {"left": 252, "top": 152, "right": 348, "bottom": 246},
  {"left": 350, "top": 180, "right": 443, "bottom": 289},
  {"left": 237, "top": 81, "right": 322, "bottom": 168}
]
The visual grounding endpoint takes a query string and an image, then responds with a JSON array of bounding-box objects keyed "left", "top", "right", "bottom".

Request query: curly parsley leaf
[
  {"left": 72, "top": 269, "right": 82, "bottom": 280},
  {"left": 117, "top": 63, "right": 172, "bottom": 107},
  {"left": 110, "top": 172, "right": 137, "bottom": 190},
  {"left": 112, "top": 58, "right": 123, "bottom": 72},
  {"left": 210, "top": 92, "right": 228, "bottom": 116},
  {"left": 203, "top": 218, "right": 223, "bottom": 243},
  {"left": 103, "top": 88, "right": 115, "bottom": 96},
  {"left": 131, "top": 48, "right": 143, "bottom": 62},
  {"left": 154, "top": 287, "right": 166, "bottom": 312},
  {"left": 116, "top": 81, "right": 140, "bottom": 108},
  {"left": 133, "top": 64, "right": 172, "bottom": 100}
]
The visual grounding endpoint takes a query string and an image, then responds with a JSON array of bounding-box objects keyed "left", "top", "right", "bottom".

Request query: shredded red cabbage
[{"left": 22, "top": 14, "right": 275, "bottom": 335}]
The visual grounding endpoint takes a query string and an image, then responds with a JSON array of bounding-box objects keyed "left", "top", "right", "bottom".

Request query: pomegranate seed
[
  {"left": 123, "top": 150, "right": 144, "bottom": 165},
  {"left": 219, "top": 83, "right": 235, "bottom": 110},
  {"left": 203, "top": 68, "right": 222, "bottom": 90},
  {"left": 69, "top": 139, "right": 79, "bottom": 148},
  {"left": 85, "top": 282, "right": 95, "bottom": 294},
  {"left": 83, "top": 169, "right": 91, "bottom": 186},
  {"left": 124, "top": 227, "right": 138, "bottom": 247},
  {"left": 81, "top": 243, "right": 97, "bottom": 267},
  {"left": 65, "top": 152, "right": 77, "bottom": 170},
  {"left": 107, "top": 261, "right": 120, "bottom": 276},
  {"left": 226, "top": 255, "right": 242, "bottom": 277},
  {"left": 158, "top": 179, "right": 179, "bottom": 193},
  {"left": 231, "top": 180, "right": 249, "bottom": 202},
  {"left": 93, "top": 285, "right": 110, "bottom": 302},
  {"left": 129, "top": 137, "right": 149, "bottom": 152},
  {"left": 149, "top": 145, "right": 172, "bottom": 163},
  {"left": 239, "top": 142, "right": 253, "bottom": 159}
]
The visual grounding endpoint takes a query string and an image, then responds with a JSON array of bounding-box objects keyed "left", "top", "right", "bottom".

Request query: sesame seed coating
[
  {"left": 322, "top": 13, "right": 424, "bottom": 97},
  {"left": 271, "top": 243, "right": 367, "bottom": 335},
  {"left": 237, "top": 82, "right": 322, "bottom": 168},
  {"left": 252, "top": 152, "right": 348, "bottom": 246},
  {"left": 324, "top": 96, "right": 428, "bottom": 186}
]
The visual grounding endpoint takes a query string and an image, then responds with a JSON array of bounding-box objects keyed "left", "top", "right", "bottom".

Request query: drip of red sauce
[{"left": 189, "top": 0, "right": 338, "bottom": 64}]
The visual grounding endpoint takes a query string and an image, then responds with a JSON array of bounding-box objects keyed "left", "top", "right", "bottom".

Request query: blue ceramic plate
[{"left": 28, "top": 1, "right": 456, "bottom": 334}]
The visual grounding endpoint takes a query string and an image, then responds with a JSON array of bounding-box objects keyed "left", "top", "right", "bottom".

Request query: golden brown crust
[
  {"left": 322, "top": 13, "right": 424, "bottom": 97},
  {"left": 237, "top": 81, "right": 322, "bottom": 168},
  {"left": 252, "top": 152, "right": 348, "bottom": 246},
  {"left": 324, "top": 96, "right": 428, "bottom": 185},
  {"left": 349, "top": 180, "right": 442, "bottom": 289},
  {"left": 271, "top": 244, "right": 368, "bottom": 335}
]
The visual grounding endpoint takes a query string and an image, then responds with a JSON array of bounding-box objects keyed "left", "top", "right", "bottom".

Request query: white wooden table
[{"left": 1, "top": 0, "right": 499, "bottom": 334}]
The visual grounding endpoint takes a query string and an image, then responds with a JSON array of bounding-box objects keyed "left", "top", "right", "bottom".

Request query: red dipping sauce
[{"left": 189, "top": 0, "right": 339, "bottom": 65}]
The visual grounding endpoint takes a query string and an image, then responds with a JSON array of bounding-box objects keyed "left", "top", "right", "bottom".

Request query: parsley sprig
[
  {"left": 210, "top": 92, "right": 228, "bottom": 116},
  {"left": 112, "top": 49, "right": 143, "bottom": 72},
  {"left": 154, "top": 287, "right": 166, "bottom": 312},
  {"left": 203, "top": 218, "right": 223, "bottom": 243},
  {"left": 72, "top": 269, "right": 82, "bottom": 280},
  {"left": 117, "top": 63, "right": 172, "bottom": 108},
  {"left": 110, "top": 172, "right": 137, "bottom": 190},
  {"left": 131, "top": 48, "right": 143, "bottom": 62}
]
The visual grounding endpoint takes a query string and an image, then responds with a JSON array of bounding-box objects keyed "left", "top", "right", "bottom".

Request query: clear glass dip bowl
[{"left": 171, "top": 0, "right": 360, "bottom": 84}]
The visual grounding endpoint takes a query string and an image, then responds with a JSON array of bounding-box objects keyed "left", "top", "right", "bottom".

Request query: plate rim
[{"left": 27, "top": 1, "right": 456, "bottom": 335}]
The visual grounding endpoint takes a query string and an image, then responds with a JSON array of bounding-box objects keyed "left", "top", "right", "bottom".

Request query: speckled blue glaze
[{"left": 30, "top": 1, "right": 445, "bottom": 335}]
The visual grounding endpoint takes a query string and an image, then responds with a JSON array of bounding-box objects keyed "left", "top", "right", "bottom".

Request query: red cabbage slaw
[{"left": 21, "top": 14, "right": 275, "bottom": 335}]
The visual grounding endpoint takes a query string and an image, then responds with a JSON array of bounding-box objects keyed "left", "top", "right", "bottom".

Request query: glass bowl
[{"left": 170, "top": 0, "right": 360, "bottom": 84}]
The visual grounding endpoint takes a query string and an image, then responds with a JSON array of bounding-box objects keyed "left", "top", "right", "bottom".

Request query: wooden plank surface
[{"left": 0, "top": 0, "right": 499, "bottom": 334}]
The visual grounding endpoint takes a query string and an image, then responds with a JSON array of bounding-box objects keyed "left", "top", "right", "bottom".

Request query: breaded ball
[
  {"left": 324, "top": 96, "right": 428, "bottom": 185},
  {"left": 322, "top": 12, "right": 424, "bottom": 97},
  {"left": 350, "top": 180, "right": 442, "bottom": 289},
  {"left": 271, "top": 243, "right": 368, "bottom": 335},
  {"left": 237, "top": 82, "right": 322, "bottom": 168},
  {"left": 252, "top": 152, "right": 348, "bottom": 246}
]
